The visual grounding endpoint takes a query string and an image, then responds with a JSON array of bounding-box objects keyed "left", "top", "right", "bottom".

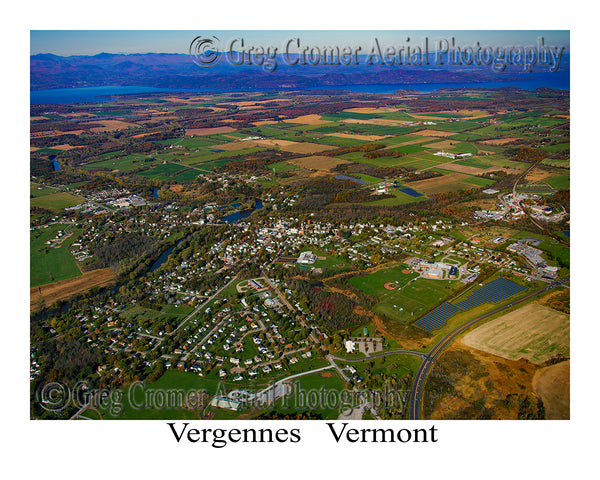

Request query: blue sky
[{"left": 31, "top": 30, "right": 569, "bottom": 56}]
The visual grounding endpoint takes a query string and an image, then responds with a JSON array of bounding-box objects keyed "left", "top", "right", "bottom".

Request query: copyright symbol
[
  {"left": 189, "top": 36, "right": 222, "bottom": 67},
  {"left": 38, "top": 382, "right": 71, "bottom": 412}
]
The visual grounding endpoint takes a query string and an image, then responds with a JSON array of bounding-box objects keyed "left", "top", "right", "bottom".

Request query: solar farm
[{"left": 415, "top": 278, "right": 528, "bottom": 332}]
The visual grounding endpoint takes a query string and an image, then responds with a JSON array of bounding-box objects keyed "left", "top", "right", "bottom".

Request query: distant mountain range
[{"left": 30, "top": 52, "right": 567, "bottom": 91}]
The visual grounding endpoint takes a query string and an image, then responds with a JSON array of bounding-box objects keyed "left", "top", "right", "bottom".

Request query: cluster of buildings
[
  {"left": 507, "top": 240, "right": 560, "bottom": 278},
  {"left": 433, "top": 151, "right": 473, "bottom": 160},
  {"left": 405, "top": 257, "right": 460, "bottom": 280}
]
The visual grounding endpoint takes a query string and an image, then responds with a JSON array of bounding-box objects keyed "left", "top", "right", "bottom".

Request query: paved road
[
  {"left": 330, "top": 349, "right": 427, "bottom": 362},
  {"left": 172, "top": 275, "right": 238, "bottom": 334},
  {"left": 408, "top": 276, "right": 569, "bottom": 420}
]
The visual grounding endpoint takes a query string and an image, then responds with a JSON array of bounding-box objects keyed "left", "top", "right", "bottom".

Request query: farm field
[
  {"left": 286, "top": 155, "right": 350, "bottom": 171},
  {"left": 365, "top": 188, "right": 427, "bottom": 206},
  {"left": 30, "top": 191, "right": 84, "bottom": 211},
  {"left": 461, "top": 303, "right": 569, "bottom": 364},
  {"left": 82, "top": 154, "right": 158, "bottom": 172},
  {"left": 30, "top": 267, "right": 116, "bottom": 312},
  {"left": 30, "top": 225, "right": 82, "bottom": 287}
]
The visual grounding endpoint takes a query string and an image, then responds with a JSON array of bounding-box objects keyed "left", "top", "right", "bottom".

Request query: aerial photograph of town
[{"left": 29, "top": 30, "right": 571, "bottom": 422}]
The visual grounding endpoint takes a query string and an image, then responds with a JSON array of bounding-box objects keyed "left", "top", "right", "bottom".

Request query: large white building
[{"left": 297, "top": 251, "right": 316, "bottom": 264}]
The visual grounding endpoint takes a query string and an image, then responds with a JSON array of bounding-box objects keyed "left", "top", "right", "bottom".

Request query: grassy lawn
[
  {"left": 30, "top": 192, "right": 84, "bottom": 212},
  {"left": 545, "top": 174, "right": 570, "bottom": 190},
  {"left": 350, "top": 268, "right": 461, "bottom": 325},
  {"left": 365, "top": 188, "right": 427, "bottom": 206},
  {"left": 263, "top": 370, "right": 349, "bottom": 419},
  {"left": 268, "top": 161, "right": 300, "bottom": 173},
  {"left": 30, "top": 184, "right": 57, "bottom": 198},
  {"left": 82, "top": 154, "right": 158, "bottom": 172},
  {"left": 30, "top": 225, "right": 82, "bottom": 287}
]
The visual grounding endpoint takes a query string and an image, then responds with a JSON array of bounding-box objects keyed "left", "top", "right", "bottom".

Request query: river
[{"left": 221, "top": 199, "right": 263, "bottom": 224}]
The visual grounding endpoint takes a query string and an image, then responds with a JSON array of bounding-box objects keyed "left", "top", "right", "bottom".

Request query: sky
[{"left": 30, "top": 30, "right": 570, "bottom": 56}]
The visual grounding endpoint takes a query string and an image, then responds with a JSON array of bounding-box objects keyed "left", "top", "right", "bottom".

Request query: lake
[
  {"left": 30, "top": 74, "right": 569, "bottom": 104},
  {"left": 222, "top": 199, "right": 263, "bottom": 224}
]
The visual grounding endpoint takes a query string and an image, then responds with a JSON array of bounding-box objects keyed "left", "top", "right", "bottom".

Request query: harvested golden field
[
  {"left": 525, "top": 169, "right": 556, "bottom": 183},
  {"left": 325, "top": 133, "right": 391, "bottom": 141},
  {"left": 412, "top": 109, "right": 490, "bottom": 120},
  {"left": 131, "top": 131, "right": 161, "bottom": 138},
  {"left": 186, "top": 126, "right": 237, "bottom": 135},
  {"left": 30, "top": 116, "right": 48, "bottom": 121},
  {"left": 341, "top": 118, "right": 406, "bottom": 126},
  {"left": 163, "top": 96, "right": 206, "bottom": 104},
  {"left": 253, "top": 120, "right": 279, "bottom": 126},
  {"left": 283, "top": 114, "right": 330, "bottom": 125},
  {"left": 532, "top": 360, "right": 570, "bottom": 419},
  {"left": 48, "top": 144, "right": 84, "bottom": 151},
  {"left": 90, "top": 120, "right": 139, "bottom": 132},
  {"left": 407, "top": 173, "right": 472, "bottom": 194},
  {"left": 287, "top": 155, "right": 351, "bottom": 171},
  {"left": 255, "top": 139, "right": 298, "bottom": 148},
  {"left": 30, "top": 268, "right": 116, "bottom": 313},
  {"left": 410, "top": 129, "right": 457, "bottom": 137},
  {"left": 278, "top": 142, "right": 337, "bottom": 155},
  {"left": 343, "top": 107, "right": 400, "bottom": 114},
  {"left": 461, "top": 303, "right": 570, "bottom": 364},
  {"left": 436, "top": 161, "right": 522, "bottom": 176},
  {"left": 480, "top": 137, "right": 521, "bottom": 145}
]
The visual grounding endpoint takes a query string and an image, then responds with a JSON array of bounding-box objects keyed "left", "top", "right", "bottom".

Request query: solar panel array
[
  {"left": 454, "top": 278, "right": 526, "bottom": 310},
  {"left": 414, "top": 278, "right": 527, "bottom": 332},
  {"left": 397, "top": 187, "right": 424, "bottom": 197},
  {"left": 415, "top": 302, "right": 463, "bottom": 331}
]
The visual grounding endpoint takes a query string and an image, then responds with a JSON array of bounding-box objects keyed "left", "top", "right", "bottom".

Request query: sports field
[
  {"left": 349, "top": 268, "right": 460, "bottom": 324},
  {"left": 30, "top": 192, "right": 84, "bottom": 212}
]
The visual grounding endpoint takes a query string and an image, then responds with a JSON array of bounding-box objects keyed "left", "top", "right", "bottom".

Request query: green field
[
  {"left": 30, "top": 225, "right": 82, "bottom": 287},
  {"left": 350, "top": 268, "right": 461, "bottom": 324},
  {"left": 365, "top": 187, "right": 427, "bottom": 206},
  {"left": 269, "top": 161, "right": 300, "bottom": 173},
  {"left": 265, "top": 370, "right": 349, "bottom": 419},
  {"left": 30, "top": 192, "right": 84, "bottom": 212},
  {"left": 460, "top": 176, "right": 496, "bottom": 187},
  {"left": 541, "top": 142, "right": 570, "bottom": 153},
  {"left": 30, "top": 184, "right": 57, "bottom": 198},
  {"left": 83, "top": 154, "right": 158, "bottom": 172},
  {"left": 545, "top": 174, "right": 570, "bottom": 190}
]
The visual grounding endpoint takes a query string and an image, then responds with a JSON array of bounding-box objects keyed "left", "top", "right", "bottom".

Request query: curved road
[
  {"left": 408, "top": 276, "right": 569, "bottom": 420},
  {"left": 330, "top": 349, "right": 427, "bottom": 362}
]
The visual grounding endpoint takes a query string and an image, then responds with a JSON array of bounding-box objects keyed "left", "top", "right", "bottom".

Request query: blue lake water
[
  {"left": 51, "top": 157, "right": 60, "bottom": 171},
  {"left": 30, "top": 74, "right": 569, "bottom": 104},
  {"left": 222, "top": 199, "right": 263, "bottom": 224}
]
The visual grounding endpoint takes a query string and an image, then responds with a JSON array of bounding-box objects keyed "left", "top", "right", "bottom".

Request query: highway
[{"left": 407, "top": 275, "right": 569, "bottom": 420}]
